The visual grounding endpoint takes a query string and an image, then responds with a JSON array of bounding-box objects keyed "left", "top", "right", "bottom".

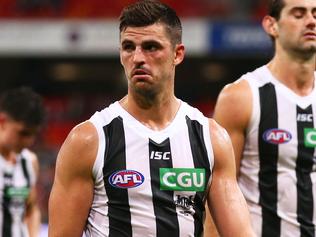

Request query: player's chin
[
  {"left": 134, "top": 84, "right": 157, "bottom": 97},
  {"left": 134, "top": 82, "right": 153, "bottom": 92},
  {"left": 306, "top": 44, "right": 316, "bottom": 53},
  {"left": 13, "top": 147, "right": 24, "bottom": 153},
  {"left": 132, "top": 76, "right": 154, "bottom": 89},
  {"left": 299, "top": 43, "right": 316, "bottom": 53}
]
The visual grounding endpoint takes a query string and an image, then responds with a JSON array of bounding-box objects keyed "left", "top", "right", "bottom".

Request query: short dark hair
[
  {"left": 0, "top": 87, "right": 45, "bottom": 127},
  {"left": 268, "top": 0, "right": 285, "bottom": 20},
  {"left": 119, "top": 0, "right": 182, "bottom": 46}
]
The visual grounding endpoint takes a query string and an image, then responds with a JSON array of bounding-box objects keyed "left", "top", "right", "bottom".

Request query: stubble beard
[
  {"left": 132, "top": 83, "right": 160, "bottom": 109},
  {"left": 291, "top": 42, "right": 316, "bottom": 59}
]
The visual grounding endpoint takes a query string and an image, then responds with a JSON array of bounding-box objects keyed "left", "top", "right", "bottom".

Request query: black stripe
[
  {"left": 103, "top": 117, "right": 132, "bottom": 237},
  {"left": 186, "top": 116, "right": 211, "bottom": 237},
  {"left": 21, "top": 157, "right": 30, "bottom": 187},
  {"left": 20, "top": 156, "right": 30, "bottom": 237},
  {"left": 149, "top": 138, "right": 179, "bottom": 237},
  {"left": 296, "top": 105, "right": 315, "bottom": 237},
  {"left": 258, "top": 83, "right": 280, "bottom": 237},
  {"left": 3, "top": 173, "right": 13, "bottom": 237}
]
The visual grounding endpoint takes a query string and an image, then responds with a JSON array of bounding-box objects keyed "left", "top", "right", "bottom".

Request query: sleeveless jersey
[
  {"left": 239, "top": 65, "right": 316, "bottom": 237},
  {"left": 0, "top": 149, "right": 36, "bottom": 237},
  {"left": 85, "top": 100, "right": 214, "bottom": 237}
]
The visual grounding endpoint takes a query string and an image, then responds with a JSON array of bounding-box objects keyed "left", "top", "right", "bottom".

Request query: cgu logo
[
  {"left": 109, "top": 170, "right": 144, "bottom": 189},
  {"left": 263, "top": 128, "right": 292, "bottom": 144},
  {"left": 304, "top": 128, "right": 316, "bottom": 148},
  {"left": 160, "top": 168, "right": 205, "bottom": 191}
]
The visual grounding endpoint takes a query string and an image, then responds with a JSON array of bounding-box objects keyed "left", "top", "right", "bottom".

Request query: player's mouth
[
  {"left": 132, "top": 69, "right": 151, "bottom": 80},
  {"left": 303, "top": 31, "right": 316, "bottom": 39}
]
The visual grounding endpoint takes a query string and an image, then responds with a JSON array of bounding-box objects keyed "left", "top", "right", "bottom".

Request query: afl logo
[
  {"left": 263, "top": 128, "right": 292, "bottom": 144},
  {"left": 109, "top": 170, "right": 144, "bottom": 189}
]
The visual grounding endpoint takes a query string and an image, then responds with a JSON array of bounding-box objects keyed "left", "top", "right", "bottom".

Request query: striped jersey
[
  {"left": 0, "top": 149, "right": 36, "bottom": 237},
  {"left": 238, "top": 65, "right": 316, "bottom": 237},
  {"left": 85, "top": 100, "right": 214, "bottom": 237}
]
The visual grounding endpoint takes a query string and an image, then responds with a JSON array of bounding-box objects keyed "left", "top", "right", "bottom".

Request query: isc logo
[
  {"left": 263, "top": 128, "right": 292, "bottom": 144},
  {"left": 108, "top": 170, "right": 144, "bottom": 189},
  {"left": 297, "top": 114, "right": 313, "bottom": 122},
  {"left": 150, "top": 151, "right": 171, "bottom": 160}
]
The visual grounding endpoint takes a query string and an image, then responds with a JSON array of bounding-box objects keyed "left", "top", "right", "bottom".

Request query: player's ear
[
  {"left": 174, "top": 44, "right": 185, "bottom": 66},
  {"left": 262, "top": 15, "right": 278, "bottom": 38}
]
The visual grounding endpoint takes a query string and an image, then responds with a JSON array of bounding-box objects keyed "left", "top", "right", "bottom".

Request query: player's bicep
[
  {"left": 48, "top": 121, "right": 97, "bottom": 237},
  {"left": 207, "top": 120, "right": 236, "bottom": 226},
  {"left": 213, "top": 79, "right": 252, "bottom": 172},
  {"left": 207, "top": 120, "right": 254, "bottom": 237}
]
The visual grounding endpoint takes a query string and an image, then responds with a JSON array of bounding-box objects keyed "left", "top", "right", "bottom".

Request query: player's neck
[
  {"left": 120, "top": 94, "right": 180, "bottom": 131},
  {"left": 267, "top": 55, "right": 315, "bottom": 96}
]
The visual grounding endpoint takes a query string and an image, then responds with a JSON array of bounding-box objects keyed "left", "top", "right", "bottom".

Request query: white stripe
[
  {"left": 124, "top": 123, "right": 156, "bottom": 237},
  {"left": 170, "top": 124, "right": 195, "bottom": 236},
  {"left": 276, "top": 91, "right": 300, "bottom": 236}
]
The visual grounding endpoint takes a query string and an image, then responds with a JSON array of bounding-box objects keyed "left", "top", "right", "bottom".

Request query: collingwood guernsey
[
  {"left": 0, "top": 149, "right": 36, "bottom": 237},
  {"left": 239, "top": 65, "right": 316, "bottom": 237},
  {"left": 85, "top": 100, "right": 214, "bottom": 237}
]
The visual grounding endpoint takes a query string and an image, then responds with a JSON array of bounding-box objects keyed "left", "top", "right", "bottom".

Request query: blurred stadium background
[{"left": 0, "top": 0, "right": 272, "bottom": 236}]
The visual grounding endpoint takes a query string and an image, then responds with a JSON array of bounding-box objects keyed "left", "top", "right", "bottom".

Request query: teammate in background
[
  {"left": 212, "top": 0, "right": 316, "bottom": 236},
  {"left": 0, "top": 87, "right": 45, "bottom": 237},
  {"left": 48, "top": 1, "right": 254, "bottom": 236}
]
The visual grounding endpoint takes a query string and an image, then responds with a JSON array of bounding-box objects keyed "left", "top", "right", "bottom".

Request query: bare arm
[
  {"left": 204, "top": 79, "right": 252, "bottom": 236},
  {"left": 203, "top": 202, "right": 219, "bottom": 237},
  {"left": 207, "top": 119, "right": 254, "bottom": 237},
  {"left": 213, "top": 79, "right": 252, "bottom": 173},
  {"left": 25, "top": 154, "right": 41, "bottom": 237},
  {"left": 48, "top": 121, "right": 98, "bottom": 237}
]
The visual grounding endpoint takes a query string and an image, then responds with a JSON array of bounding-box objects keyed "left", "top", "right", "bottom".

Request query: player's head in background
[
  {"left": 262, "top": 0, "right": 316, "bottom": 55},
  {"left": 0, "top": 87, "right": 45, "bottom": 152}
]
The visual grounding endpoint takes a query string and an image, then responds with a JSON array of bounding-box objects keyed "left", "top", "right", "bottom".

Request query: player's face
[
  {"left": 120, "top": 23, "right": 184, "bottom": 97},
  {"left": 0, "top": 116, "right": 38, "bottom": 153},
  {"left": 276, "top": 0, "right": 316, "bottom": 54}
]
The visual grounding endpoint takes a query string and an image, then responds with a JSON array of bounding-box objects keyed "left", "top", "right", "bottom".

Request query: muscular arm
[
  {"left": 213, "top": 79, "right": 252, "bottom": 173},
  {"left": 24, "top": 154, "right": 41, "bottom": 237},
  {"left": 206, "top": 119, "right": 254, "bottom": 237},
  {"left": 48, "top": 121, "right": 98, "bottom": 237},
  {"left": 204, "top": 79, "right": 252, "bottom": 237}
]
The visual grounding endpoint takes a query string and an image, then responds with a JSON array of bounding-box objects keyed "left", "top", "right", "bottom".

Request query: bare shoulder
[
  {"left": 208, "top": 119, "right": 231, "bottom": 148},
  {"left": 56, "top": 121, "right": 98, "bottom": 178},
  {"left": 66, "top": 120, "right": 98, "bottom": 146},
  {"left": 218, "top": 78, "right": 251, "bottom": 101},
  {"left": 214, "top": 78, "right": 252, "bottom": 130},
  {"left": 208, "top": 118, "right": 236, "bottom": 175},
  {"left": 216, "top": 79, "right": 251, "bottom": 112}
]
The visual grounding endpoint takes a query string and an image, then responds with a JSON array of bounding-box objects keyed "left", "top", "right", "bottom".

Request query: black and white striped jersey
[
  {"left": 239, "top": 65, "right": 316, "bottom": 237},
  {"left": 85, "top": 100, "right": 214, "bottom": 237},
  {"left": 0, "top": 149, "right": 36, "bottom": 237}
]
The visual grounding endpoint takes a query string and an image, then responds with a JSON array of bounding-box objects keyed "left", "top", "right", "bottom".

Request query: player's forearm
[
  {"left": 203, "top": 203, "right": 220, "bottom": 237},
  {"left": 25, "top": 205, "right": 41, "bottom": 237}
]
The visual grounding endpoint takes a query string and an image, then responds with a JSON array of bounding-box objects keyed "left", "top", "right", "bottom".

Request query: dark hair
[
  {"left": 119, "top": 0, "right": 182, "bottom": 45},
  {"left": 268, "top": 0, "right": 285, "bottom": 20},
  {"left": 0, "top": 87, "right": 45, "bottom": 127}
]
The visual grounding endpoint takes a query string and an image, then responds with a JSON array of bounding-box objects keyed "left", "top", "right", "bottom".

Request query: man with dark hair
[
  {"left": 0, "top": 86, "right": 45, "bottom": 237},
  {"left": 48, "top": 1, "right": 254, "bottom": 236},
  {"left": 212, "top": 0, "right": 316, "bottom": 236}
]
